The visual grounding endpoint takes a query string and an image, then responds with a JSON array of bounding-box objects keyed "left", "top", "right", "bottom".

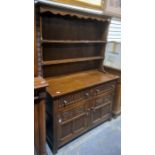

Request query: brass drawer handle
[
  {"left": 58, "top": 118, "right": 62, "bottom": 124},
  {"left": 96, "top": 89, "right": 100, "bottom": 93},
  {"left": 85, "top": 93, "right": 89, "bottom": 97}
]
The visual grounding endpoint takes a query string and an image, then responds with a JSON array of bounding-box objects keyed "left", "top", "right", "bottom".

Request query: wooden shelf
[
  {"left": 42, "top": 56, "right": 103, "bottom": 66},
  {"left": 41, "top": 39, "right": 106, "bottom": 44},
  {"left": 45, "top": 70, "right": 118, "bottom": 97}
]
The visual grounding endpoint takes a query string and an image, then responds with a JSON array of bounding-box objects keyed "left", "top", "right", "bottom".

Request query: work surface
[{"left": 46, "top": 70, "right": 118, "bottom": 97}]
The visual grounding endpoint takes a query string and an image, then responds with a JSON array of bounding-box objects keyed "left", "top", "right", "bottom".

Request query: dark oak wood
[
  {"left": 40, "top": 6, "right": 109, "bottom": 22},
  {"left": 104, "top": 65, "right": 121, "bottom": 117},
  {"left": 34, "top": 14, "right": 38, "bottom": 77},
  {"left": 46, "top": 70, "right": 118, "bottom": 97},
  {"left": 46, "top": 80, "right": 117, "bottom": 153},
  {"left": 35, "top": 2, "right": 119, "bottom": 154},
  {"left": 41, "top": 39, "right": 107, "bottom": 44},
  {"left": 34, "top": 77, "right": 48, "bottom": 155},
  {"left": 42, "top": 56, "right": 103, "bottom": 66}
]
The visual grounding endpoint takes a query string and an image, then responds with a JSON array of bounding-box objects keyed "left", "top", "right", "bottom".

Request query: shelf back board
[
  {"left": 42, "top": 60, "right": 101, "bottom": 77},
  {"left": 41, "top": 12, "right": 109, "bottom": 41},
  {"left": 42, "top": 43, "right": 106, "bottom": 61}
]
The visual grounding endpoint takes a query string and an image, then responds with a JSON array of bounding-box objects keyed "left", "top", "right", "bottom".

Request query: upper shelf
[
  {"left": 42, "top": 56, "right": 103, "bottom": 66},
  {"left": 41, "top": 39, "right": 107, "bottom": 44}
]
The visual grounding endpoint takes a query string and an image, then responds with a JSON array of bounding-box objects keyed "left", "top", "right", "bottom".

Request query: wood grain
[
  {"left": 42, "top": 56, "right": 103, "bottom": 65},
  {"left": 34, "top": 77, "right": 48, "bottom": 155},
  {"left": 35, "top": 3, "right": 118, "bottom": 154},
  {"left": 46, "top": 70, "right": 118, "bottom": 97}
]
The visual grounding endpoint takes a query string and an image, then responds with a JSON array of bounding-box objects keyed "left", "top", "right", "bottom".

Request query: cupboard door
[
  {"left": 57, "top": 101, "right": 88, "bottom": 146},
  {"left": 90, "top": 92, "right": 113, "bottom": 126}
]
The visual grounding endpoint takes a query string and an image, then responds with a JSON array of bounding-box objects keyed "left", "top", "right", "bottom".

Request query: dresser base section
[
  {"left": 46, "top": 113, "right": 112, "bottom": 154},
  {"left": 46, "top": 80, "right": 117, "bottom": 154}
]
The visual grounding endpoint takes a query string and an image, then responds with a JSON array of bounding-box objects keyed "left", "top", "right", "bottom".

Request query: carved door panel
[
  {"left": 57, "top": 101, "right": 89, "bottom": 146},
  {"left": 90, "top": 92, "right": 113, "bottom": 126}
]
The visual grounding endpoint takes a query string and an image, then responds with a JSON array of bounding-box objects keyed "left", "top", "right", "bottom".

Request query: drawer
[
  {"left": 92, "top": 82, "right": 115, "bottom": 96},
  {"left": 57, "top": 103, "right": 87, "bottom": 123},
  {"left": 56, "top": 89, "right": 92, "bottom": 109}
]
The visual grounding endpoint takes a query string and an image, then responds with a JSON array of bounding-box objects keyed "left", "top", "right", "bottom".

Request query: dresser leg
[
  {"left": 39, "top": 99, "right": 47, "bottom": 155},
  {"left": 108, "top": 114, "right": 112, "bottom": 121},
  {"left": 51, "top": 139, "right": 57, "bottom": 154},
  {"left": 52, "top": 146, "right": 58, "bottom": 155},
  {"left": 112, "top": 111, "right": 121, "bottom": 118}
]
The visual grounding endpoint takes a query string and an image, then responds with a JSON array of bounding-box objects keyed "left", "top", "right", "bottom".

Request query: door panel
[
  {"left": 61, "top": 121, "right": 73, "bottom": 139},
  {"left": 57, "top": 100, "right": 89, "bottom": 146},
  {"left": 73, "top": 114, "right": 87, "bottom": 134},
  {"left": 91, "top": 103, "right": 111, "bottom": 125},
  {"left": 90, "top": 92, "right": 113, "bottom": 126}
]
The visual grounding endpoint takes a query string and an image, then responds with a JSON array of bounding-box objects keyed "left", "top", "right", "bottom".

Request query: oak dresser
[{"left": 35, "top": 1, "right": 119, "bottom": 153}]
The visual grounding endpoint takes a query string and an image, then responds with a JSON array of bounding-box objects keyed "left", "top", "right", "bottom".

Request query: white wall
[{"left": 104, "top": 18, "right": 121, "bottom": 70}]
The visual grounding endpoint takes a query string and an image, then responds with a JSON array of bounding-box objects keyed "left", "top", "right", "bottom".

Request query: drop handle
[
  {"left": 58, "top": 118, "right": 62, "bottom": 124},
  {"left": 85, "top": 93, "right": 89, "bottom": 97},
  {"left": 63, "top": 100, "right": 68, "bottom": 105},
  {"left": 96, "top": 89, "right": 100, "bottom": 93}
]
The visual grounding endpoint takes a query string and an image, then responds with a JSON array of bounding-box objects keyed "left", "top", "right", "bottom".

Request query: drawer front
[
  {"left": 55, "top": 89, "right": 92, "bottom": 109},
  {"left": 55, "top": 82, "right": 115, "bottom": 109},
  {"left": 92, "top": 82, "right": 115, "bottom": 96}
]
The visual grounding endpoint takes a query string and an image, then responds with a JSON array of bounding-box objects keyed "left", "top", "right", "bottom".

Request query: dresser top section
[
  {"left": 36, "top": 0, "right": 110, "bottom": 22},
  {"left": 34, "top": 77, "right": 48, "bottom": 89},
  {"left": 46, "top": 70, "right": 118, "bottom": 98}
]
